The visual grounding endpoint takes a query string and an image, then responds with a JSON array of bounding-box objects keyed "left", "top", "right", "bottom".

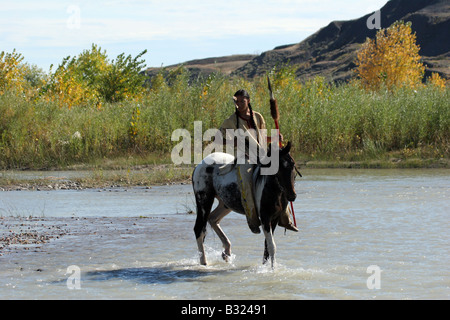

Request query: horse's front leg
[
  {"left": 262, "top": 222, "right": 276, "bottom": 268},
  {"left": 208, "top": 200, "right": 232, "bottom": 262},
  {"left": 263, "top": 240, "right": 269, "bottom": 264}
]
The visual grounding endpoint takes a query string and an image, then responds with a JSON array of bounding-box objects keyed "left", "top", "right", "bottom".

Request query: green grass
[{"left": 0, "top": 72, "right": 448, "bottom": 171}]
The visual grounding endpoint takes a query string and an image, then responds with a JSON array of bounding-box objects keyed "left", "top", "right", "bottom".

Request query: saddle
[
  {"left": 218, "top": 160, "right": 236, "bottom": 175},
  {"left": 217, "top": 157, "right": 259, "bottom": 177},
  {"left": 203, "top": 152, "right": 259, "bottom": 177},
  {"left": 202, "top": 152, "right": 236, "bottom": 175}
]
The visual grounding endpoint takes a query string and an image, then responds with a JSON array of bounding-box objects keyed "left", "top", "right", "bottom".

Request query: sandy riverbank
[
  {"left": 0, "top": 216, "right": 169, "bottom": 257},
  {"left": 0, "top": 164, "right": 193, "bottom": 191}
]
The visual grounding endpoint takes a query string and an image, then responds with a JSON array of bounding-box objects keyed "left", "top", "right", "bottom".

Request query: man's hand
[{"left": 267, "top": 133, "right": 283, "bottom": 144}]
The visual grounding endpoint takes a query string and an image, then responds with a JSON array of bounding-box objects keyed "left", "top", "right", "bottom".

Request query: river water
[{"left": 0, "top": 169, "right": 448, "bottom": 299}]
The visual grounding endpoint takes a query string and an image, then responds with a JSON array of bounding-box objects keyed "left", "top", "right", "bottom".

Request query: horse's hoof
[{"left": 222, "top": 251, "right": 231, "bottom": 262}]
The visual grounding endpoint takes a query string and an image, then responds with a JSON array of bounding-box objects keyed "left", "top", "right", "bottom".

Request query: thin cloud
[
  {"left": 0, "top": 0, "right": 388, "bottom": 68},
  {"left": 1, "top": 0, "right": 388, "bottom": 46}
]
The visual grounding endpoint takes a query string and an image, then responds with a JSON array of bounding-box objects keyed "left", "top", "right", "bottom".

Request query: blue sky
[{"left": 1, "top": 0, "right": 388, "bottom": 71}]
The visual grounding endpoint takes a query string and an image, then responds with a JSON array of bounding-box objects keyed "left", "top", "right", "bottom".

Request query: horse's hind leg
[
  {"left": 208, "top": 200, "right": 232, "bottom": 262},
  {"left": 194, "top": 218, "right": 207, "bottom": 265},
  {"left": 193, "top": 191, "right": 215, "bottom": 265}
]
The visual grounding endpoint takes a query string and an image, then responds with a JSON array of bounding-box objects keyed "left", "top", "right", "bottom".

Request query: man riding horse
[{"left": 216, "top": 89, "right": 298, "bottom": 234}]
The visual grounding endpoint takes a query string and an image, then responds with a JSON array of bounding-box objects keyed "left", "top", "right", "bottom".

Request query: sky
[{"left": 0, "top": 0, "right": 389, "bottom": 71}]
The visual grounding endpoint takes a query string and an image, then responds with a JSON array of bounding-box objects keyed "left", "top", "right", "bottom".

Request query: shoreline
[
  {"left": 0, "top": 159, "right": 448, "bottom": 192},
  {"left": 1, "top": 158, "right": 448, "bottom": 191}
]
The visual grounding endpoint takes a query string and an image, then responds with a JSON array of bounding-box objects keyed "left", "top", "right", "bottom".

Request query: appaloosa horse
[{"left": 192, "top": 142, "right": 298, "bottom": 268}]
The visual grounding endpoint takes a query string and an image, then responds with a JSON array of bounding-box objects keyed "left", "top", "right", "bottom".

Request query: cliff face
[
  {"left": 233, "top": 0, "right": 449, "bottom": 81},
  {"left": 146, "top": 0, "right": 449, "bottom": 81}
]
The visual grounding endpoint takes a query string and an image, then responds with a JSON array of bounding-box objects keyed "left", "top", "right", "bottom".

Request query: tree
[
  {"left": 0, "top": 49, "right": 26, "bottom": 94},
  {"left": 97, "top": 50, "right": 147, "bottom": 103},
  {"left": 43, "top": 44, "right": 148, "bottom": 107},
  {"left": 427, "top": 72, "right": 446, "bottom": 90},
  {"left": 69, "top": 44, "right": 109, "bottom": 88},
  {"left": 355, "top": 21, "right": 425, "bottom": 91},
  {"left": 44, "top": 55, "right": 99, "bottom": 108}
]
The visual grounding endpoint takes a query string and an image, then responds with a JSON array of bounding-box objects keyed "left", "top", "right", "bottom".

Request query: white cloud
[
  {"left": 0, "top": 0, "right": 388, "bottom": 68},
  {"left": 1, "top": 0, "right": 388, "bottom": 46}
]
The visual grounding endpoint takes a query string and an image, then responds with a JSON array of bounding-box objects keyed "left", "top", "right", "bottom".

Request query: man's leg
[{"left": 237, "top": 164, "right": 261, "bottom": 234}]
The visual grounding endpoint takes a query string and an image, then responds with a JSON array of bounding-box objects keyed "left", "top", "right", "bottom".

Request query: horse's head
[
  {"left": 278, "top": 141, "right": 298, "bottom": 202},
  {"left": 265, "top": 141, "right": 299, "bottom": 202}
]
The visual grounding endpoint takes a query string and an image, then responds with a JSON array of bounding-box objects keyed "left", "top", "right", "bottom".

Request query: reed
[{"left": 0, "top": 70, "right": 448, "bottom": 170}]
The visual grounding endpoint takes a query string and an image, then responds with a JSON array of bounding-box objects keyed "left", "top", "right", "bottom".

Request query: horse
[{"left": 192, "top": 141, "right": 298, "bottom": 268}]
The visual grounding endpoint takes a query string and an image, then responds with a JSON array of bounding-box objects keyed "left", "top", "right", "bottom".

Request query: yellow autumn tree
[
  {"left": 42, "top": 44, "right": 147, "bottom": 108},
  {"left": 355, "top": 21, "right": 425, "bottom": 91},
  {"left": 427, "top": 72, "right": 446, "bottom": 90},
  {"left": 42, "top": 45, "right": 108, "bottom": 108},
  {"left": 0, "top": 49, "right": 26, "bottom": 95},
  {"left": 43, "top": 56, "right": 99, "bottom": 109}
]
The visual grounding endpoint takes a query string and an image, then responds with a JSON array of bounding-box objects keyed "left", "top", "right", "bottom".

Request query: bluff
[
  {"left": 145, "top": 0, "right": 449, "bottom": 82},
  {"left": 233, "top": 0, "right": 449, "bottom": 81}
]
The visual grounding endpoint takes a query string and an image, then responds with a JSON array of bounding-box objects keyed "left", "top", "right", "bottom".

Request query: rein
[{"left": 294, "top": 166, "right": 302, "bottom": 177}]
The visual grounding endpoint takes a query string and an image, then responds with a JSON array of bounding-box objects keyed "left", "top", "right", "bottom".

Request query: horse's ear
[{"left": 281, "top": 141, "right": 291, "bottom": 156}]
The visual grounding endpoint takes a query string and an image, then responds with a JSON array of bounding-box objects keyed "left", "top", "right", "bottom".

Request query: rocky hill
[
  {"left": 144, "top": 54, "right": 257, "bottom": 80},
  {"left": 145, "top": 0, "right": 449, "bottom": 82},
  {"left": 233, "top": 0, "right": 449, "bottom": 82}
]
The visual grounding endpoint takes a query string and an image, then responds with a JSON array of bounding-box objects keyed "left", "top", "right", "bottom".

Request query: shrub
[{"left": 427, "top": 72, "right": 447, "bottom": 90}]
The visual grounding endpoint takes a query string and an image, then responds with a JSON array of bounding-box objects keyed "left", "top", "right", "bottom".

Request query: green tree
[
  {"left": 97, "top": 50, "right": 148, "bottom": 102},
  {"left": 43, "top": 44, "right": 148, "bottom": 107},
  {"left": 70, "top": 44, "right": 109, "bottom": 88}
]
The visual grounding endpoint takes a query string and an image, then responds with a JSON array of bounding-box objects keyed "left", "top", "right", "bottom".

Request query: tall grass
[{"left": 0, "top": 71, "right": 448, "bottom": 169}]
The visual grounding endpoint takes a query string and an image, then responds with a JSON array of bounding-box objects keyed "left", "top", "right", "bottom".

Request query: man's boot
[
  {"left": 246, "top": 208, "right": 261, "bottom": 234},
  {"left": 278, "top": 207, "right": 298, "bottom": 232}
]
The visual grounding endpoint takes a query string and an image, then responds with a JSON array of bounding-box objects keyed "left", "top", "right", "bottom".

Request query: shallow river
[{"left": 0, "top": 169, "right": 449, "bottom": 299}]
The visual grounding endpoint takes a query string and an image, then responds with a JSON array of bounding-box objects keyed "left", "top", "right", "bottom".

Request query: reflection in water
[{"left": 86, "top": 267, "right": 215, "bottom": 284}]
